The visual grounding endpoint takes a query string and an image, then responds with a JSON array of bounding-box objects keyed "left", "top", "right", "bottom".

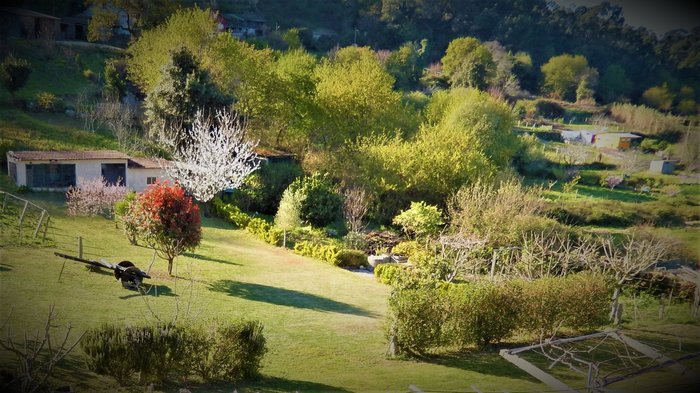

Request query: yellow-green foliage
[
  {"left": 357, "top": 88, "right": 517, "bottom": 201},
  {"left": 246, "top": 218, "right": 283, "bottom": 246},
  {"left": 516, "top": 272, "right": 611, "bottom": 336},
  {"left": 610, "top": 103, "right": 683, "bottom": 135},
  {"left": 127, "top": 7, "right": 219, "bottom": 93},
  {"left": 212, "top": 198, "right": 252, "bottom": 228},
  {"left": 374, "top": 263, "right": 409, "bottom": 284},
  {"left": 293, "top": 240, "right": 341, "bottom": 265},
  {"left": 391, "top": 240, "right": 432, "bottom": 264},
  {"left": 336, "top": 249, "right": 367, "bottom": 268}
]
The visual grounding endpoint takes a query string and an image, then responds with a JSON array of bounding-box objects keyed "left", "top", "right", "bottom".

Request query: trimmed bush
[
  {"left": 374, "top": 263, "right": 409, "bottom": 284},
  {"left": 387, "top": 286, "right": 446, "bottom": 356},
  {"left": 293, "top": 240, "right": 341, "bottom": 265},
  {"left": 443, "top": 281, "right": 521, "bottom": 347},
  {"left": 246, "top": 218, "right": 282, "bottom": 246},
  {"left": 212, "top": 197, "right": 252, "bottom": 228},
  {"left": 81, "top": 320, "right": 267, "bottom": 385},
  {"left": 336, "top": 249, "right": 367, "bottom": 268}
]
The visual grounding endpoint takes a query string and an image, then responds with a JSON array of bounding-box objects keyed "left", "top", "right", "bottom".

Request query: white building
[{"left": 7, "top": 150, "right": 170, "bottom": 192}]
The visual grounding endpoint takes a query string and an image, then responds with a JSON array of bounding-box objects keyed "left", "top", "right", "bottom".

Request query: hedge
[
  {"left": 81, "top": 320, "right": 267, "bottom": 384},
  {"left": 386, "top": 272, "right": 611, "bottom": 355},
  {"left": 293, "top": 240, "right": 341, "bottom": 265},
  {"left": 247, "top": 218, "right": 283, "bottom": 246},
  {"left": 212, "top": 197, "right": 252, "bottom": 228}
]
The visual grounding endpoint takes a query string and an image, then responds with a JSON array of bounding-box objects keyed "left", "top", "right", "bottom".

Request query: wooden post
[
  {"left": 78, "top": 236, "right": 83, "bottom": 259},
  {"left": 33, "top": 210, "right": 46, "bottom": 238},
  {"left": 489, "top": 249, "right": 498, "bottom": 278},
  {"left": 18, "top": 200, "right": 28, "bottom": 225},
  {"left": 1, "top": 192, "right": 7, "bottom": 213},
  {"left": 42, "top": 216, "right": 50, "bottom": 241}
]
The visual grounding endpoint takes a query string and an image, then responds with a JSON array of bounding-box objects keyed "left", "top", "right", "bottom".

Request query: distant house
[
  {"left": 58, "top": 9, "right": 91, "bottom": 41},
  {"left": 7, "top": 150, "right": 170, "bottom": 192},
  {"left": 254, "top": 147, "right": 295, "bottom": 164},
  {"left": 0, "top": 6, "right": 59, "bottom": 40},
  {"left": 561, "top": 129, "right": 608, "bottom": 144},
  {"left": 649, "top": 160, "right": 675, "bottom": 175},
  {"left": 593, "top": 132, "right": 641, "bottom": 150},
  {"left": 220, "top": 12, "right": 267, "bottom": 38}
]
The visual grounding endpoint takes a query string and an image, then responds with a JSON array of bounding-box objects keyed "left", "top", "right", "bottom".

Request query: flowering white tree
[
  {"left": 66, "top": 177, "right": 127, "bottom": 217},
  {"left": 161, "top": 109, "right": 260, "bottom": 204}
]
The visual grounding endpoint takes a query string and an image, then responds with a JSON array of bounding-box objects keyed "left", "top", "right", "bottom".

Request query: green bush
[
  {"left": 443, "top": 281, "right": 521, "bottom": 347},
  {"left": 535, "top": 100, "right": 565, "bottom": 118},
  {"left": 35, "top": 91, "right": 64, "bottom": 112},
  {"left": 336, "top": 249, "right": 367, "bottom": 268},
  {"left": 212, "top": 197, "right": 252, "bottom": 228},
  {"left": 0, "top": 54, "right": 31, "bottom": 95},
  {"left": 235, "top": 161, "right": 303, "bottom": 215},
  {"left": 387, "top": 286, "right": 447, "bottom": 356},
  {"left": 374, "top": 263, "right": 409, "bottom": 284},
  {"left": 391, "top": 240, "right": 432, "bottom": 263},
  {"left": 246, "top": 218, "right": 282, "bottom": 246},
  {"left": 392, "top": 201, "right": 444, "bottom": 238},
  {"left": 81, "top": 320, "right": 267, "bottom": 384},
  {"left": 342, "top": 231, "right": 368, "bottom": 252},
  {"left": 284, "top": 173, "right": 343, "bottom": 227},
  {"left": 518, "top": 272, "right": 611, "bottom": 335},
  {"left": 293, "top": 240, "right": 341, "bottom": 265}
]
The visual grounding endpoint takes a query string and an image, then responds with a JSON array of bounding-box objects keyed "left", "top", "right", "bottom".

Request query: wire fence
[{"left": 0, "top": 191, "right": 51, "bottom": 246}]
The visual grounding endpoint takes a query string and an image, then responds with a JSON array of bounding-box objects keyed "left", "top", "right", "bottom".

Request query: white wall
[
  {"left": 75, "top": 159, "right": 127, "bottom": 185},
  {"left": 127, "top": 168, "right": 170, "bottom": 192}
]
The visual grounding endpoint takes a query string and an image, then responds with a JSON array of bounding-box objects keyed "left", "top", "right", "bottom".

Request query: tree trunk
[
  {"left": 168, "top": 257, "right": 174, "bottom": 276},
  {"left": 610, "top": 286, "right": 621, "bottom": 324}
]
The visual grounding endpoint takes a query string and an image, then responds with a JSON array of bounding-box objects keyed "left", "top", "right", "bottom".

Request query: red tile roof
[{"left": 8, "top": 150, "right": 130, "bottom": 161}]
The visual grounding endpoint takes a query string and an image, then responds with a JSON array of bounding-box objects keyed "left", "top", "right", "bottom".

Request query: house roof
[
  {"left": 8, "top": 150, "right": 130, "bottom": 161},
  {"left": 254, "top": 147, "right": 294, "bottom": 158},
  {"left": 598, "top": 132, "right": 641, "bottom": 138},
  {"left": 128, "top": 157, "right": 170, "bottom": 169},
  {"left": 0, "top": 6, "right": 60, "bottom": 20}
]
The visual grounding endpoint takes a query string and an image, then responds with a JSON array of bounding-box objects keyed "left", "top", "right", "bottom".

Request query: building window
[
  {"left": 26, "top": 164, "right": 76, "bottom": 188},
  {"left": 146, "top": 177, "right": 157, "bottom": 185}
]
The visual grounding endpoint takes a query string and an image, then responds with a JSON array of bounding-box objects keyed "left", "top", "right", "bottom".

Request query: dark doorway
[
  {"left": 75, "top": 24, "right": 86, "bottom": 41},
  {"left": 101, "top": 164, "right": 126, "bottom": 186}
]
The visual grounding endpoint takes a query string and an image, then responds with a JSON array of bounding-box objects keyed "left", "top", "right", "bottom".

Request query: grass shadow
[
  {"left": 575, "top": 184, "right": 655, "bottom": 203},
  {"left": 421, "top": 348, "right": 541, "bottom": 381},
  {"left": 119, "top": 284, "right": 176, "bottom": 299},
  {"left": 236, "top": 375, "right": 354, "bottom": 392},
  {"left": 208, "top": 280, "right": 376, "bottom": 318},
  {"left": 182, "top": 252, "right": 240, "bottom": 266},
  {"left": 0, "top": 263, "right": 13, "bottom": 272}
]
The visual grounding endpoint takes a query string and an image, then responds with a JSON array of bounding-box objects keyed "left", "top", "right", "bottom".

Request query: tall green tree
[
  {"left": 441, "top": 37, "right": 496, "bottom": 90},
  {"left": 127, "top": 6, "right": 219, "bottom": 93},
  {"left": 540, "top": 54, "right": 597, "bottom": 101},
  {"left": 641, "top": 84, "right": 675, "bottom": 112},
  {"left": 313, "top": 46, "right": 407, "bottom": 149},
  {"left": 598, "top": 64, "right": 631, "bottom": 103},
  {"left": 144, "top": 47, "right": 231, "bottom": 147}
]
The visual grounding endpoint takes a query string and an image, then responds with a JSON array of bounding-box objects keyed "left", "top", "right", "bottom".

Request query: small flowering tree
[
  {"left": 132, "top": 181, "right": 201, "bottom": 275},
  {"left": 66, "top": 177, "right": 127, "bottom": 217},
  {"left": 161, "top": 109, "right": 260, "bottom": 210},
  {"left": 602, "top": 174, "right": 624, "bottom": 190}
]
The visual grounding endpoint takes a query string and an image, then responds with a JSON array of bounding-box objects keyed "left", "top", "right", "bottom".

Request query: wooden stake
[
  {"left": 18, "top": 200, "right": 28, "bottom": 225},
  {"left": 78, "top": 236, "right": 83, "bottom": 259},
  {"left": 42, "top": 216, "right": 50, "bottom": 241},
  {"left": 33, "top": 210, "right": 46, "bottom": 238},
  {"left": 1, "top": 192, "right": 7, "bottom": 213}
]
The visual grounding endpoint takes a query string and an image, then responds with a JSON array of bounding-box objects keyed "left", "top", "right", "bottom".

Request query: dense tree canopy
[
  {"left": 441, "top": 37, "right": 495, "bottom": 90},
  {"left": 540, "top": 54, "right": 597, "bottom": 101}
]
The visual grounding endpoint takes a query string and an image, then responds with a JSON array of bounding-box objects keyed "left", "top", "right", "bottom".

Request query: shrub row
[
  {"left": 387, "top": 272, "right": 611, "bottom": 356},
  {"left": 293, "top": 240, "right": 341, "bottom": 265},
  {"left": 212, "top": 197, "right": 252, "bottom": 228},
  {"left": 81, "top": 320, "right": 266, "bottom": 385},
  {"left": 547, "top": 200, "right": 689, "bottom": 227},
  {"left": 246, "top": 217, "right": 283, "bottom": 246}
]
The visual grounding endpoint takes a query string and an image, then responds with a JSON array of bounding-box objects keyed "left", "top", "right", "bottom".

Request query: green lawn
[
  {"left": 0, "top": 192, "right": 548, "bottom": 392},
  {"left": 0, "top": 107, "right": 119, "bottom": 152}
]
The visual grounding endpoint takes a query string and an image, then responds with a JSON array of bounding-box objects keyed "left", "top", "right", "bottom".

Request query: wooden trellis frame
[{"left": 0, "top": 190, "right": 51, "bottom": 241}]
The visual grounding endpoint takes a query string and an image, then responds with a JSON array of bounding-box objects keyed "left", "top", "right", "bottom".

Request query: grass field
[
  {"left": 2, "top": 190, "right": 699, "bottom": 392},
  {"left": 0, "top": 191, "right": 549, "bottom": 392}
]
